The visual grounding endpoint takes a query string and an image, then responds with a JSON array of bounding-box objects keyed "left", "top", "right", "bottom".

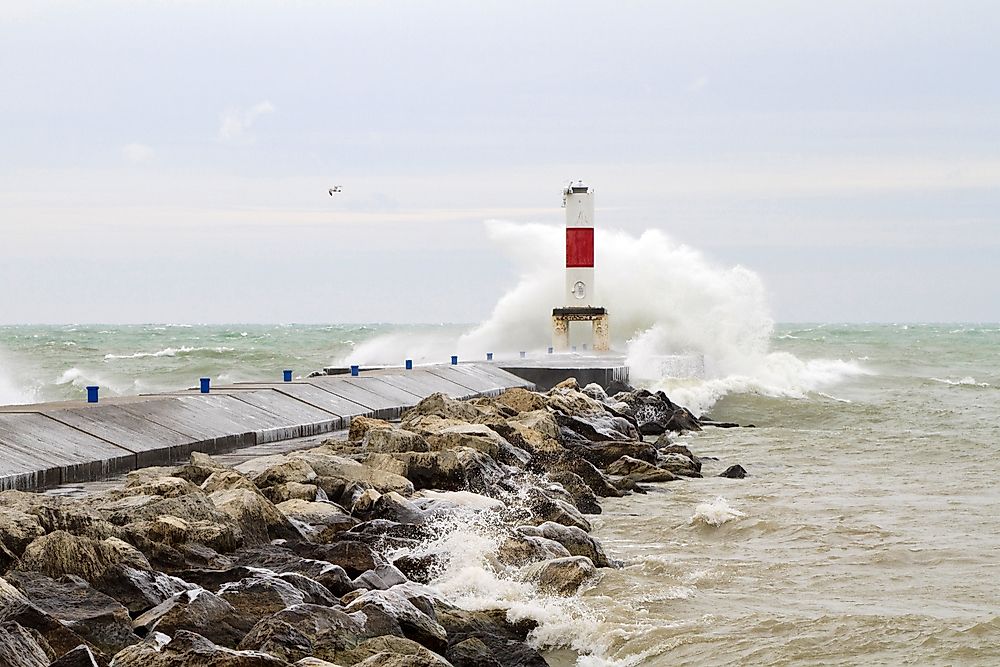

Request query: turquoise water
[{"left": 1, "top": 323, "right": 998, "bottom": 664}]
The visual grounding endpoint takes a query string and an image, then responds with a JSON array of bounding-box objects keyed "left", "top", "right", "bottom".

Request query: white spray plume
[{"left": 345, "top": 220, "right": 867, "bottom": 411}]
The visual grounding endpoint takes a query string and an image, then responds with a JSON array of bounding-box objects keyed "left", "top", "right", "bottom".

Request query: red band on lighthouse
[{"left": 566, "top": 227, "right": 594, "bottom": 268}]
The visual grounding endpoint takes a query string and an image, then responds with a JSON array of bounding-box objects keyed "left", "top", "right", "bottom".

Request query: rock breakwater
[{"left": 0, "top": 378, "right": 745, "bottom": 666}]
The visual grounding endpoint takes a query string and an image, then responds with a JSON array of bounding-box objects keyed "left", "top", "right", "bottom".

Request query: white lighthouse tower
[{"left": 553, "top": 181, "right": 610, "bottom": 352}]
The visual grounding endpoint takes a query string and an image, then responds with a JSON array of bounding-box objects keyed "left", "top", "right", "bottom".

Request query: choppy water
[{"left": 1, "top": 322, "right": 998, "bottom": 665}]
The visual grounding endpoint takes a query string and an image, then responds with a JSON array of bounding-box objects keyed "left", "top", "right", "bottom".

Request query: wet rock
[
  {"left": 123, "top": 515, "right": 242, "bottom": 555},
  {"left": 245, "top": 459, "right": 318, "bottom": 490},
  {"left": 546, "top": 471, "right": 601, "bottom": 514},
  {"left": 352, "top": 563, "right": 409, "bottom": 591},
  {"left": 275, "top": 499, "right": 357, "bottom": 541},
  {"left": 364, "top": 449, "right": 504, "bottom": 494},
  {"left": 274, "top": 572, "right": 338, "bottom": 607},
  {"left": 133, "top": 588, "right": 251, "bottom": 648},
  {"left": 261, "top": 482, "right": 322, "bottom": 504},
  {"left": 364, "top": 428, "right": 431, "bottom": 453},
  {"left": 0, "top": 575, "right": 106, "bottom": 662},
  {"left": 175, "top": 452, "right": 232, "bottom": 486},
  {"left": 0, "top": 491, "right": 119, "bottom": 542},
  {"left": 114, "top": 630, "right": 288, "bottom": 666},
  {"left": 657, "top": 443, "right": 701, "bottom": 471},
  {"left": 290, "top": 541, "right": 386, "bottom": 580},
  {"left": 94, "top": 491, "right": 227, "bottom": 528},
  {"left": 495, "top": 387, "right": 547, "bottom": 414},
  {"left": 0, "top": 621, "right": 50, "bottom": 667},
  {"left": 719, "top": 464, "right": 748, "bottom": 479},
  {"left": 50, "top": 645, "right": 100, "bottom": 667},
  {"left": 402, "top": 392, "right": 484, "bottom": 424},
  {"left": 349, "top": 416, "right": 393, "bottom": 441},
  {"left": 537, "top": 452, "right": 623, "bottom": 498},
  {"left": 554, "top": 413, "right": 638, "bottom": 444},
  {"left": 15, "top": 531, "right": 190, "bottom": 614},
  {"left": 570, "top": 441, "right": 657, "bottom": 467},
  {"left": 368, "top": 492, "right": 428, "bottom": 525},
  {"left": 496, "top": 534, "right": 571, "bottom": 566},
  {"left": 233, "top": 546, "right": 357, "bottom": 597},
  {"left": 658, "top": 453, "right": 702, "bottom": 478},
  {"left": 523, "top": 487, "right": 591, "bottom": 532},
  {"left": 238, "top": 604, "right": 367, "bottom": 662},
  {"left": 345, "top": 588, "right": 447, "bottom": 654},
  {"left": 606, "top": 456, "right": 677, "bottom": 483},
  {"left": 341, "top": 635, "right": 451, "bottom": 666},
  {"left": 0, "top": 506, "right": 44, "bottom": 571},
  {"left": 5, "top": 571, "right": 139, "bottom": 655},
  {"left": 121, "top": 475, "right": 203, "bottom": 498},
  {"left": 209, "top": 488, "right": 304, "bottom": 545},
  {"left": 436, "top": 606, "right": 546, "bottom": 667},
  {"left": 518, "top": 522, "right": 613, "bottom": 568},
  {"left": 519, "top": 556, "right": 597, "bottom": 596},
  {"left": 294, "top": 451, "right": 415, "bottom": 497},
  {"left": 218, "top": 575, "right": 308, "bottom": 619}
]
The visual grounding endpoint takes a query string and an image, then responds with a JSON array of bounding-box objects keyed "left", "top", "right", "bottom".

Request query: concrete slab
[
  {"left": 116, "top": 396, "right": 256, "bottom": 455},
  {"left": 0, "top": 413, "right": 136, "bottom": 490},
  {"left": 498, "top": 356, "right": 629, "bottom": 391},
  {"left": 364, "top": 367, "right": 478, "bottom": 400},
  {"left": 305, "top": 376, "right": 423, "bottom": 420},
  {"left": 425, "top": 364, "right": 518, "bottom": 396},
  {"left": 38, "top": 404, "right": 196, "bottom": 468},
  {"left": 231, "top": 382, "right": 369, "bottom": 427},
  {"left": 220, "top": 389, "right": 341, "bottom": 442}
]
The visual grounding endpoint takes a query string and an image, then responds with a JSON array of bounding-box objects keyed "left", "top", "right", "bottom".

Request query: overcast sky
[{"left": 1, "top": 1, "right": 997, "bottom": 324}]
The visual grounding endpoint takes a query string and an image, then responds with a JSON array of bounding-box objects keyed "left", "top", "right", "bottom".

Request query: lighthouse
[{"left": 553, "top": 181, "right": 610, "bottom": 352}]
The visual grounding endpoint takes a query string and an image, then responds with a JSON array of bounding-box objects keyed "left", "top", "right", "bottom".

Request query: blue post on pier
[
  {"left": 86, "top": 386, "right": 99, "bottom": 403},
  {"left": 486, "top": 352, "right": 493, "bottom": 361},
  {"left": 451, "top": 355, "right": 458, "bottom": 365},
  {"left": 547, "top": 347, "right": 553, "bottom": 354},
  {"left": 350, "top": 365, "right": 359, "bottom": 377},
  {"left": 520, "top": 351, "right": 526, "bottom": 358},
  {"left": 199, "top": 378, "right": 211, "bottom": 394},
  {"left": 283, "top": 370, "right": 293, "bottom": 382},
  {"left": 405, "top": 359, "right": 413, "bottom": 370}
]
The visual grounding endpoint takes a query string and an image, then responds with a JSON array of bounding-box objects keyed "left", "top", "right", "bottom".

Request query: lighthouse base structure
[{"left": 552, "top": 307, "right": 610, "bottom": 353}]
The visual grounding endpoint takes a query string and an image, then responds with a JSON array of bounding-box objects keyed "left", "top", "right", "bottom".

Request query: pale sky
[{"left": 1, "top": 1, "right": 998, "bottom": 324}]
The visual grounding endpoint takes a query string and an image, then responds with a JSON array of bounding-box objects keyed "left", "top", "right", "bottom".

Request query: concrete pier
[
  {"left": 0, "top": 363, "right": 531, "bottom": 491},
  {"left": 499, "top": 355, "right": 629, "bottom": 391}
]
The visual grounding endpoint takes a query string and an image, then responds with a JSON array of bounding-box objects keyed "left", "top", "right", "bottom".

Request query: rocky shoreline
[{"left": 0, "top": 378, "right": 745, "bottom": 667}]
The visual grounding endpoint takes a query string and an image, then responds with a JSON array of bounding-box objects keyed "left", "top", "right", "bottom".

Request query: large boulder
[
  {"left": 658, "top": 452, "right": 702, "bottom": 478},
  {"left": 569, "top": 441, "right": 657, "bottom": 467},
  {"left": 364, "top": 449, "right": 504, "bottom": 494},
  {"left": 606, "top": 456, "right": 677, "bottom": 483},
  {"left": 536, "top": 452, "right": 623, "bottom": 498},
  {"left": 522, "top": 488, "right": 591, "bottom": 533},
  {"left": 0, "top": 621, "right": 50, "bottom": 667},
  {"left": 50, "top": 645, "right": 101, "bottom": 667},
  {"left": 341, "top": 636, "right": 451, "bottom": 666},
  {"left": 132, "top": 588, "right": 253, "bottom": 648},
  {"left": 123, "top": 515, "right": 242, "bottom": 555},
  {"left": 348, "top": 416, "right": 393, "bottom": 441},
  {"left": 0, "top": 491, "right": 119, "bottom": 542},
  {"left": 345, "top": 588, "right": 447, "bottom": 654},
  {"left": 496, "top": 533, "right": 571, "bottom": 566},
  {"left": 238, "top": 604, "right": 367, "bottom": 662},
  {"left": 495, "top": 388, "right": 547, "bottom": 414},
  {"left": 5, "top": 570, "right": 140, "bottom": 655},
  {"left": 275, "top": 499, "right": 356, "bottom": 541},
  {"left": 209, "top": 488, "right": 304, "bottom": 545},
  {"left": 15, "top": 531, "right": 191, "bottom": 614},
  {"left": 554, "top": 413, "right": 638, "bottom": 444},
  {"left": 546, "top": 472, "right": 601, "bottom": 515},
  {"left": 289, "top": 450, "right": 415, "bottom": 497},
  {"left": 218, "top": 575, "right": 307, "bottom": 619},
  {"left": 402, "top": 393, "right": 484, "bottom": 424},
  {"left": 519, "top": 556, "right": 597, "bottom": 596},
  {"left": 113, "top": 630, "right": 288, "bottom": 666},
  {"left": 517, "top": 522, "right": 613, "bottom": 568},
  {"left": 435, "top": 606, "right": 546, "bottom": 667},
  {"left": 363, "top": 429, "right": 431, "bottom": 454}
]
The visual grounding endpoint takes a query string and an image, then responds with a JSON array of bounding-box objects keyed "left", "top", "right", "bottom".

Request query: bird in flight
[{"left": 329, "top": 186, "right": 342, "bottom": 196}]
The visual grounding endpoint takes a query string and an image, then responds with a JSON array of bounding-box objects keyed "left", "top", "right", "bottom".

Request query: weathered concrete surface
[{"left": 0, "top": 364, "right": 532, "bottom": 491}]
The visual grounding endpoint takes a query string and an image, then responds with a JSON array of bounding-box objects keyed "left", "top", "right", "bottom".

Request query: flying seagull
[{"left": 329, "top": 186, "right": 342, "bottom": 196}]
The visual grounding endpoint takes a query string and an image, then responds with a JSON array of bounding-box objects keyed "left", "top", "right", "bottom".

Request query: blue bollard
[
  {"left": 451, "top": 355, "right": 458, "bottom": 365},
  {"left": 486, "top": 352, "right": 493, "bottom": 361},
  {"left": 199, "top": 378, "right": 211, "bottom": 393},
  {"left": 520, "top": 351, "right": 526, "bottom": 358},
  {"left": 350, "top": 365, "right": 359, "bottom": 377},
  {"left": 405, "top": 359, "right": 413, "bottom": 370},
  {"left": 547, "top": 347, "right": 553, "bottom": 354},
  {"left": 582, "top": 344, "right": 588, "bottom": 351},
  {"left": 572, "top": 345, "right": 577, "bottom": 352},
  {"left": 283, "top": 370, "right": 293, "bottom": 382},
  {"left": 86, "top": 386, "right": 99, "bottom": 403}
]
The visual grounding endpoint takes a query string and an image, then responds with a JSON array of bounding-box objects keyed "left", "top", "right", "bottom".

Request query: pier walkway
[{"left": 0, "top": 363, "right": 531, "bottom": 491}]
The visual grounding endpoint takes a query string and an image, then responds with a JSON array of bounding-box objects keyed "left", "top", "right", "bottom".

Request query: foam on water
[
  {"left": 930, "top": 376, "right": 990, "bottom": 387},
  {"left": 103, "top": 346, "right": 236, "bottom": 360},
  {"left": 689, "top": 497, "right": 746, "bottom": 527}
]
